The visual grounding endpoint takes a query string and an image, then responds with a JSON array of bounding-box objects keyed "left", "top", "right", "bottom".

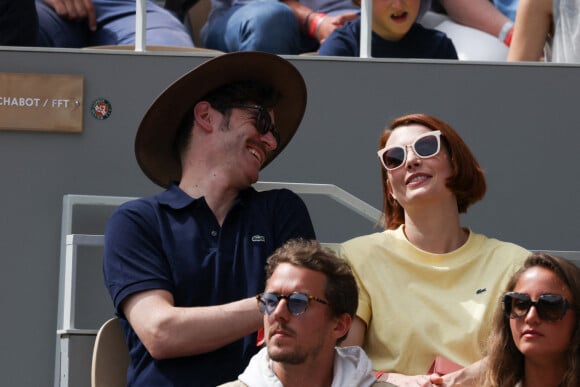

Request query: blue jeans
[
  {"left": 202, "top": 1, "right": 319, "bottom": 54},
  {"left": 36, "top": 0, "right": 194, "bottom": 47}
]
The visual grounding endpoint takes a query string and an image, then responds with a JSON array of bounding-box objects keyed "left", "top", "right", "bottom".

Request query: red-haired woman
[{"left": 341, "top": 113, "right": 530, "bottom": 385}]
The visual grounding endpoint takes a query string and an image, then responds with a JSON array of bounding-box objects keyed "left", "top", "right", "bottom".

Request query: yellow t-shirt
[{"left": 340, "top": 225, "right": 529, "bottom": 374}]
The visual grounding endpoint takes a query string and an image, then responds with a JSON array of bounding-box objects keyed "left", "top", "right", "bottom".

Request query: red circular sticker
[{"left": 90, "top": 98, "right": 112, "bottom": 120}]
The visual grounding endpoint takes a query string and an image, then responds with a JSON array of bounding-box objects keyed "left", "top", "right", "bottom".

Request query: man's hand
[
  {"left": 435, "top": 359, "right": 484, "bottom": 387},
  {"left": 377, "top": 372, "right": 444, "bottom": 386},
  {"left": 42, "top": 0, "right": 97, "bottom": 31},
  {"left": 316, "top": 12, "right": 358, "bottom": 43}
]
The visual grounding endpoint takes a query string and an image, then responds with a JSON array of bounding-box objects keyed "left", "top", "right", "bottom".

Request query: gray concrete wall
[{"left": 0, "top": 47, "right": 578, "bottom": 386}]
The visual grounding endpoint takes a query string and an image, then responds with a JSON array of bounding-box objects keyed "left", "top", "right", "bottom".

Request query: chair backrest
[{"left": 91, "top": 317, "right": 130, "bottom": 387}]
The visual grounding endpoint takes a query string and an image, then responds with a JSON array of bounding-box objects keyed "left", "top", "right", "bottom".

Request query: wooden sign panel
[{"left": 0, "top": 73, "right": 84, "bottom": 133}]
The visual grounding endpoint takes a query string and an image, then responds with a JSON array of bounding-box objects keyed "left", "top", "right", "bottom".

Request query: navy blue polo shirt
[{"left": 103, "top": 183, "right": 315, "bottom": 387}]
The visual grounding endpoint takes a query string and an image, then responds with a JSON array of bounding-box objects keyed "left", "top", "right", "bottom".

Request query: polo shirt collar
[{"left": 157, "top": 182, "right": 257, "bottom": 210}]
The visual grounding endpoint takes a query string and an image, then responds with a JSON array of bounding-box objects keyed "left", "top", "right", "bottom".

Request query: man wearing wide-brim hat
[{"left": 103, "top": 51, "right": 316, "bottom": 387}]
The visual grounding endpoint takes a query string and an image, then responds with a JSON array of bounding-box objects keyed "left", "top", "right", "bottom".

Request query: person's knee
[
  {"left": 142, "top": 9, "right": 195, "bottom": 47},
  {"left": 36, "top": 0, "right": 88, "bottom": 47},
  {"left": 146, "top": 26, "right": 194, "bottom": 47},
  {"left": 226, "top": 2, "right": 300, "bottom": 53}
]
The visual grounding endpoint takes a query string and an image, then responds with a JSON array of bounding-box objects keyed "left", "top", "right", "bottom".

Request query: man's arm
[
  {"left": 122, "top": 289, "right": 263, "bottom": 359},
  {"left": 435, "top": 358, "right": 486, "bottom": 386},
  {"left": 104, "top": 198, "right": 266, "bottom": 361},
  {"left": 280, "top": 0, "right": 358, "bottom": 43},
  {"left": 507, "top": 0, "right": 553, "bottom": 61},
  {"left": 438, "top": 0, "right": 511, "bottom": 40}
]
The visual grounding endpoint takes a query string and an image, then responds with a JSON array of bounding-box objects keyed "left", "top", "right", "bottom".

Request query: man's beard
[
  {"left": 268, "top": 348, "right": 308, "bottom": 365},
  {"left": 267, "top": 341, "right": 323, "bottom": 365}
]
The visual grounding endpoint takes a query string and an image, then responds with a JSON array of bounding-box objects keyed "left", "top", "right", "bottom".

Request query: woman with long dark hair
[{"left": 482, "top": 252, "right": 580, "bottom": 387}]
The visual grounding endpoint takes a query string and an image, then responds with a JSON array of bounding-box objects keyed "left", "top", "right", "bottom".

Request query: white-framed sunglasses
[{"left": 377, "top": 130, "right": 442, "bottom": 171}]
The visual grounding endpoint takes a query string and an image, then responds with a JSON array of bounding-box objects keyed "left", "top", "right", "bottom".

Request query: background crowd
[{"left": 0, "top": 0, "right": 579, "bottom": 63}]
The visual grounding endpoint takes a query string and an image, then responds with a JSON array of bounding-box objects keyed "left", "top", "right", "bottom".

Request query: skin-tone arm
[
  {"left": 507, "top": 0, "right": 553, "bottom": 61},
  {"left": 280, "top": 0, "right": 358, "bottom": 43},
  {"left": 122, "top": 289, "right": 263, "bottom": 359},
  {"left": 438, "top": 0, "right": 511, "bottom": 38},
  {"left": 341, "top": 317, "right": 479, "bottom": 387},
  {"left": 435, "top": 358, "right": 486, "bottom": 387},
  {"left": 42, "top": 0, "right": 97, "bottom": 31},
  {"left": 342, "top": 317, "right": 444, "bottom": 386}
]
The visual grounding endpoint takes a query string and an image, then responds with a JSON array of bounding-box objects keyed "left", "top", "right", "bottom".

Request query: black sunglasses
[
  {"left": 228, "top": 104, "right": 280, "bottom": 145},
  {"left": 377, "top": 130, "right": 442, "bottom": 171},
  {"left": 256, "top": 292, "right": 328, "bottom": 316},
  {"left": 502, "top": 292, "right": 575, "bottom": 322}
]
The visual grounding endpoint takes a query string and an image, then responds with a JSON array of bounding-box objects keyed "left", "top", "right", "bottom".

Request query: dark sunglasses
[
  {"left": 228, "top": 104, "right": 280, "bottom": 145},
  {"left": 377, "top": 130, "right": 442, "bottom": 171},
  {"left": 502, "top": 292, "right": 575, "bottom": 322},
  {"left": 256, "top": 292, "right": 328, "bottom": 316}
]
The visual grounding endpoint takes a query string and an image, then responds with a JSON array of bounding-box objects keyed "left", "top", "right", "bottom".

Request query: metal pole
[
  {"left": 135, "top": 0, "right": 147, "bottom": 51},
  {"left": 359, "top": 0, "right": 372, "bottom": 58}
]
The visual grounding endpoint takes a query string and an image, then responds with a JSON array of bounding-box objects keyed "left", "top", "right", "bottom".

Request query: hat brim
[{"left": 135, "top": 51, "right": 307, "bottom": 188}]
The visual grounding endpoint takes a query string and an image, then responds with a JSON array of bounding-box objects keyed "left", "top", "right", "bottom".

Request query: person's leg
[
  {"left": 91, "top": 0, "right": 194, "bottom": 47},
  {"left": 0, "top": 0, "right": 38, "bottom": 46},
  {"left": 204, "top": 1, "right": 301, "bottom": 54},
  {"left": 35, "top": 0, "right": 89, "bottom": 47}
]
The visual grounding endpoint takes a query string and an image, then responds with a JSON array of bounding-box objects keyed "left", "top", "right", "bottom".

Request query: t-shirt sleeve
[
  {"left": 269, "top": 189, "right": 316, "bottom": 245},
  {"left": 339, "top": 241, "right": 372, "bottom": 325},
  {"left": 103, "top": 200, "right": 174, "bottom": 314}
]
